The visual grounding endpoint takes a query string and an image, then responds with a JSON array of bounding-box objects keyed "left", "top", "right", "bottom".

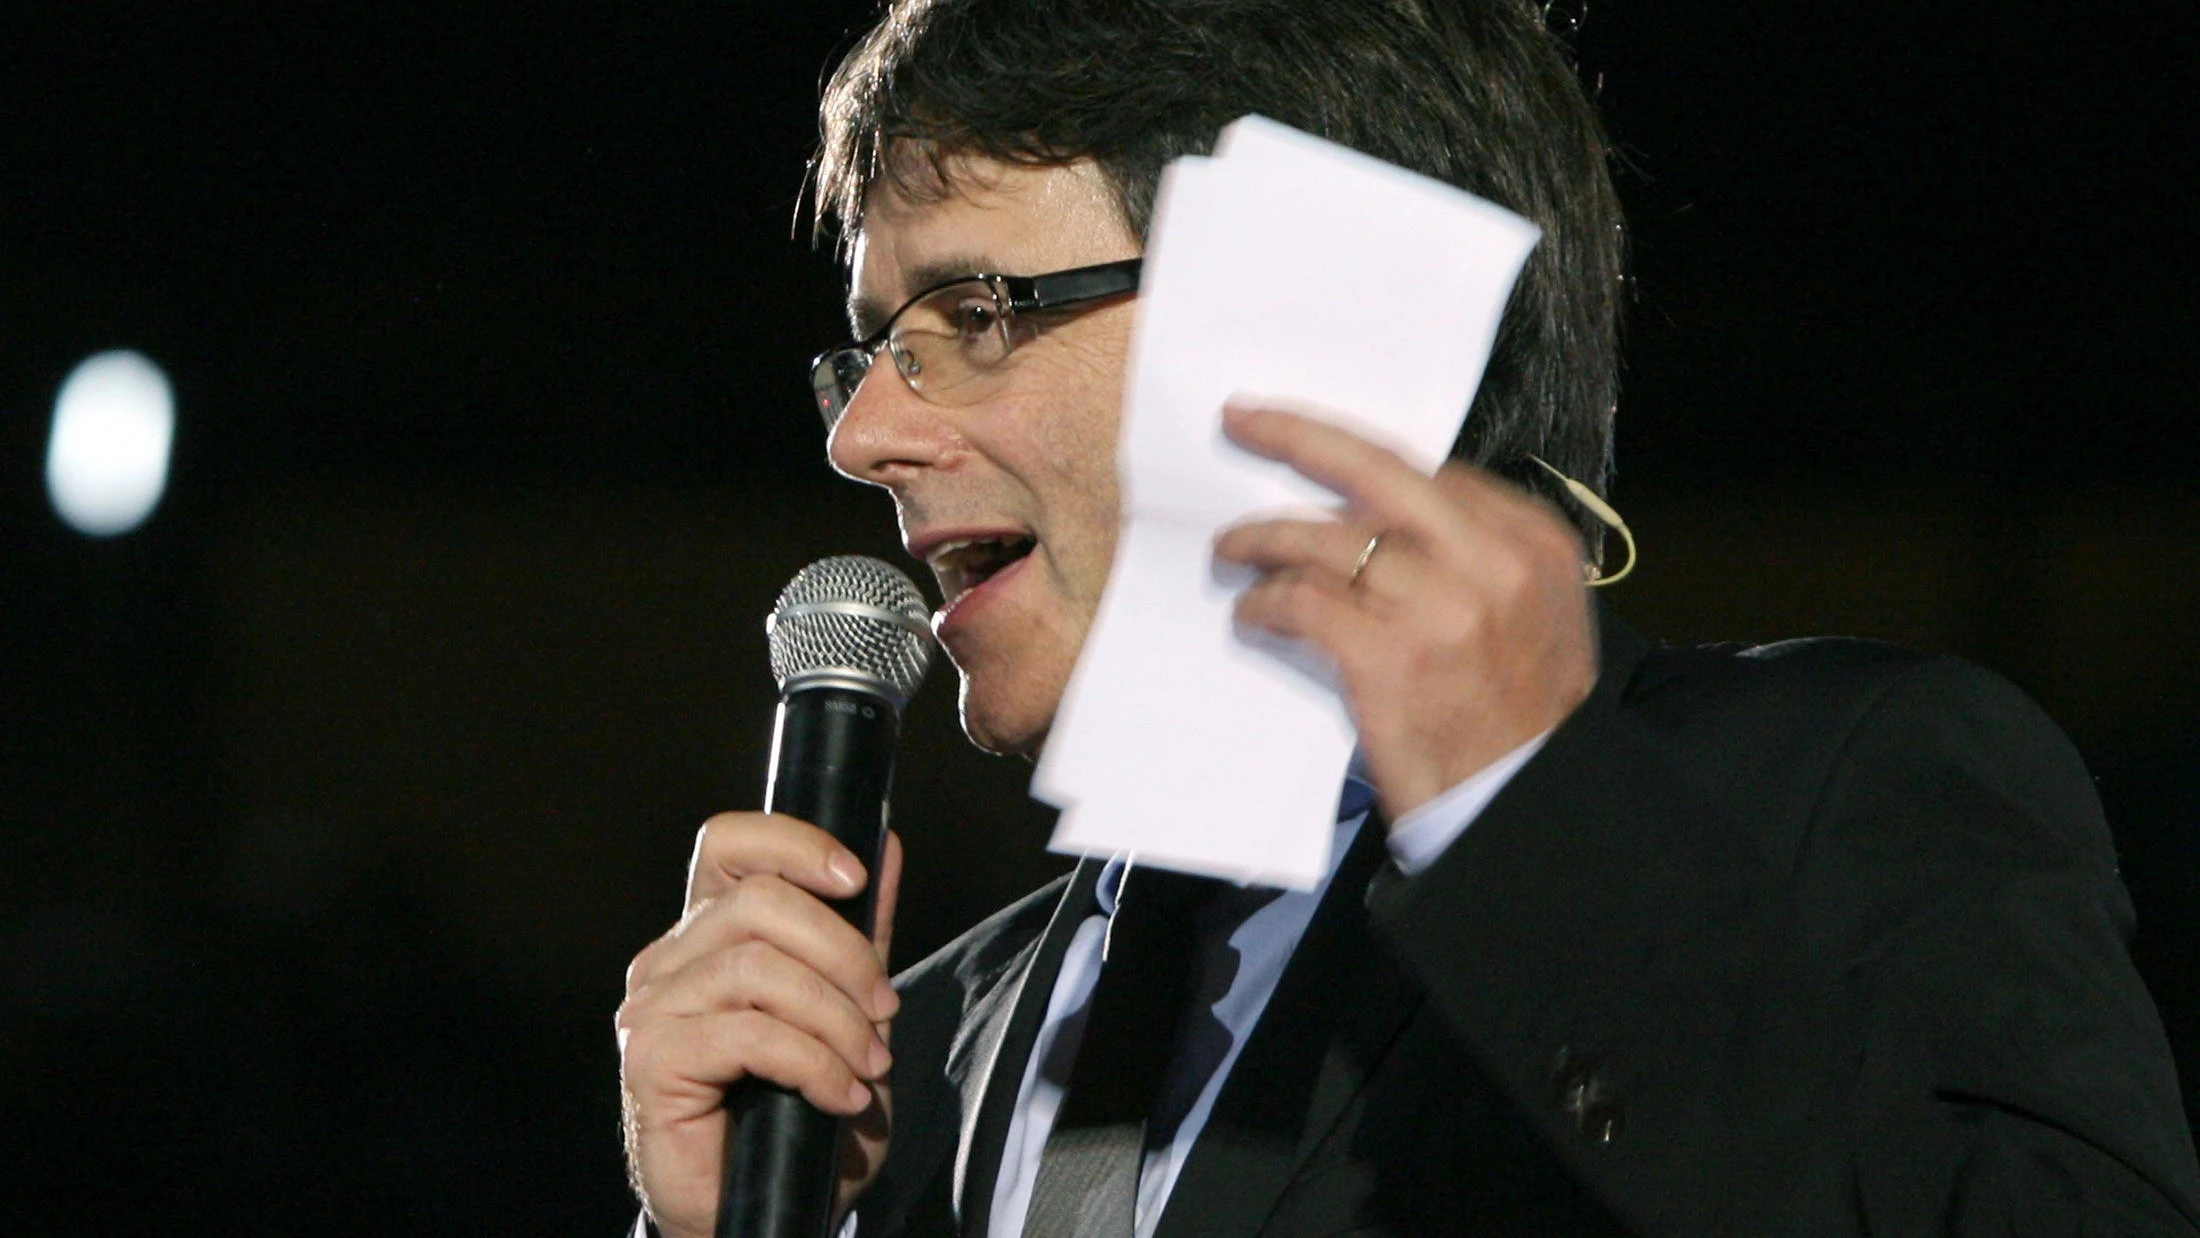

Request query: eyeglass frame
[{"left": 807, "top": 257, "right": 1143, "bottom": 432}]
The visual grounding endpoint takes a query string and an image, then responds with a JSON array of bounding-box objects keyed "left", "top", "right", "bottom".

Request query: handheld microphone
[{"left": 719, "top": 556, "right": 934, "bottom": 1238}]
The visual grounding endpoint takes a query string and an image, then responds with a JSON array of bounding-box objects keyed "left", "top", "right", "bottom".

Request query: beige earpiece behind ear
[{"left": 1526, "top": 455, "right": 1636, "bottom": 587}]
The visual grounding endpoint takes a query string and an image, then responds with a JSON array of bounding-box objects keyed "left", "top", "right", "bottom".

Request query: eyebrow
[{"left": 846, "top": 254, "right": 1002, "bottom": 338}]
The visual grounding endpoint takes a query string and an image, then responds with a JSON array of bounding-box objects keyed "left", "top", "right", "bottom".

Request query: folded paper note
[{"left": 1031, "top": 116, "right": 1540, "bottom": 887}]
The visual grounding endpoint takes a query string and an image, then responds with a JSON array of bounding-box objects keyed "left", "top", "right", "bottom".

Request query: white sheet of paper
[{"left": 1030, "top": 115, "right": 1540, "bottom": 888}]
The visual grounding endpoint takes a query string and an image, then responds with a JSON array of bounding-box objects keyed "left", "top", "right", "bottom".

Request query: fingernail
[
  {"left": 827, "top": 852, "right": 865, "bottom": 892},
  {"left": 868, "top": 1039, "right": 892, "bottom": 1076},
  {"left": 873, "top": 980, "right": 900, "bottom": 1019},
  {"left": 846, "top": 1080, "right": 873, "bottom": 1111}
]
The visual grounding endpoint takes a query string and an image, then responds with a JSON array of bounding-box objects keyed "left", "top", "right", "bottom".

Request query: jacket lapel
[
  {"left": 1152, "top": 816, "right": 1415, "bottom": 1238},
  {"left": 953, "top": 857, "right": 1105, "bottom": 1237}
]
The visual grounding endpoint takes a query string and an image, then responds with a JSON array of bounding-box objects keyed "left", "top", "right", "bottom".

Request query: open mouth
[{"left": 927, "top": 534, "right": 1037, "bottom": 605}]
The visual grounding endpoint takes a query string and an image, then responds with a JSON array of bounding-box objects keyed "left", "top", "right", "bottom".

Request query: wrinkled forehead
[{"left": 845, "top": 150, "right": 1138, "bottom": 337}]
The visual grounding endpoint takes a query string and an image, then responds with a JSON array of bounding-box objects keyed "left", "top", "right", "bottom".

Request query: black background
[{"left": 2, "top": 2, "right": 2194, "bottom": 1231}]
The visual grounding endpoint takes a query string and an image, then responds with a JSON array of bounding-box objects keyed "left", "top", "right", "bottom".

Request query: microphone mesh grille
[{"left": 767, "top": 555, "right": 934, "bottom": 706}]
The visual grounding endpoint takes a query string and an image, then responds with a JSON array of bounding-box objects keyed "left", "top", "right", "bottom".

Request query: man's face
[{"left": 829, "top": 157, "right": 1141, "bottom": 756}]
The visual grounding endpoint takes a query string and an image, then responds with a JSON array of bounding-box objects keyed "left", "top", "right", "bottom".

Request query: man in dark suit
[{"left": 615, "top": 1, "right": 2200, "bottom": 1234}]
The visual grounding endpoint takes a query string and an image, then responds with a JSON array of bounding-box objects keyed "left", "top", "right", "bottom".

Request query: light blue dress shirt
[{"left": 983, "top": 732, "right": 1549, "bottom": 1238}]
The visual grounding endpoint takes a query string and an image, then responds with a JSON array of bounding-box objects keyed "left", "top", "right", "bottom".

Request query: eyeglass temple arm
[{"left": 1007, "top": 259, "right": 1144, "bottom": 313}]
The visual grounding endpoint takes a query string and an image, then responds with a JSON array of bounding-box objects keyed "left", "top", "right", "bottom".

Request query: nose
[{"left": 826, "top": 354, "right": 962, "bottom": 487}]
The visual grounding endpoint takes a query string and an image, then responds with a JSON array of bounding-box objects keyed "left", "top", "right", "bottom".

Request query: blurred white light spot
[{"left": 45, "top": 350, "right": 175, "bottom": 537}]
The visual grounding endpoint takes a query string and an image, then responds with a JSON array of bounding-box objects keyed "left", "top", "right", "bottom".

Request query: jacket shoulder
[
  {"left": 1603, "top": 631, "right": 2099, "bottom": 869},
  {"left": 1627, "top": 631, "right": 1938, "bottom": 705},
  {"left": 1618, "top": 631, "right": 2067, "bottom": 762}
]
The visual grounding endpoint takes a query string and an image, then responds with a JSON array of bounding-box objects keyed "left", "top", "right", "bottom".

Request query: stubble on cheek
[
  {"left": 1038, "top": 318, "right": 1130, "bottom": 612},
  {"left": 944, "top": 507, "right": 1107, "bottom": 758},
  {"left": 956, "top": 307, "right": 1134, "bottom": 755}
]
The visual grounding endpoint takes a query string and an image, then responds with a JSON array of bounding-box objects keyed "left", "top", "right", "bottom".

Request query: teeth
[
  {"left": 927, "top": 535, "right": 1032, "bottom": 572},
  {"left": 927, "top": 537, "right": 978, "bottom": 565}
]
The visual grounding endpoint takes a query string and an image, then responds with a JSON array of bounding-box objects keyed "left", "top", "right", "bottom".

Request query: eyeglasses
[{"left": 808, "top": 258, "right": 1142, "bottom": 432}]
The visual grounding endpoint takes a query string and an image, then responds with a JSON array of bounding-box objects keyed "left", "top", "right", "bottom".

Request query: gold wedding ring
[{"left": 1348, "top": 533, "right": 1384, "bottom": 588}]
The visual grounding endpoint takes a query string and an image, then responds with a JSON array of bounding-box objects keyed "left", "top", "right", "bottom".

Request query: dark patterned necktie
[
  {"left": 1021, "top": 864, "right": 1213, "bottom": 1238},
  {"left": 1022, "top": 778, "right": 1372, "bottom": 1237}
]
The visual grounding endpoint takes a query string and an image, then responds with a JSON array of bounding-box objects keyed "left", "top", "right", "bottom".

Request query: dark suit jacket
[{"left": 846, "top": 614, "right": 2200, "bottom": 1236}]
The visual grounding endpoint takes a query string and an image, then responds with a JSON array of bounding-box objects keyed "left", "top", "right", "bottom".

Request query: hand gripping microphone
[{"left": 719, "top": 556, "right": 934, "bottom": 1238}]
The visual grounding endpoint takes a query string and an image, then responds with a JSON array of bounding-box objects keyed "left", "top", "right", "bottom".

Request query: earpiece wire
[{"left": 1526, "top": 455, "right": 1636, "bottom": 587}]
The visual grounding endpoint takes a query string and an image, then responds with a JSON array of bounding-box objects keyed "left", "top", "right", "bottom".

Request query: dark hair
[{"left": 814, "top": 0, "right": 1625, "bottom": 555}]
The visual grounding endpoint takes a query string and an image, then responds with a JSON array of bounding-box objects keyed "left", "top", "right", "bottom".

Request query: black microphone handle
[{"left": 718, "top": 684, "right": 902, "bottom": 1238}]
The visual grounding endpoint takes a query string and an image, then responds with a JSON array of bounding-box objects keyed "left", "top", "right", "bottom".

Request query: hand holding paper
[
  {"left": 1031, "top": 116, "right": 1545, "bottom": 887},
  {"left": 1212, "top": 403, "right": 1600, "bottom": 829}
]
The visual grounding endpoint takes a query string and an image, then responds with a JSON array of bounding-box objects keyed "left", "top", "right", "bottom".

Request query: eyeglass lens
[{"left": 813, "top": 278, "right": 1017, "bottom": 430}]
